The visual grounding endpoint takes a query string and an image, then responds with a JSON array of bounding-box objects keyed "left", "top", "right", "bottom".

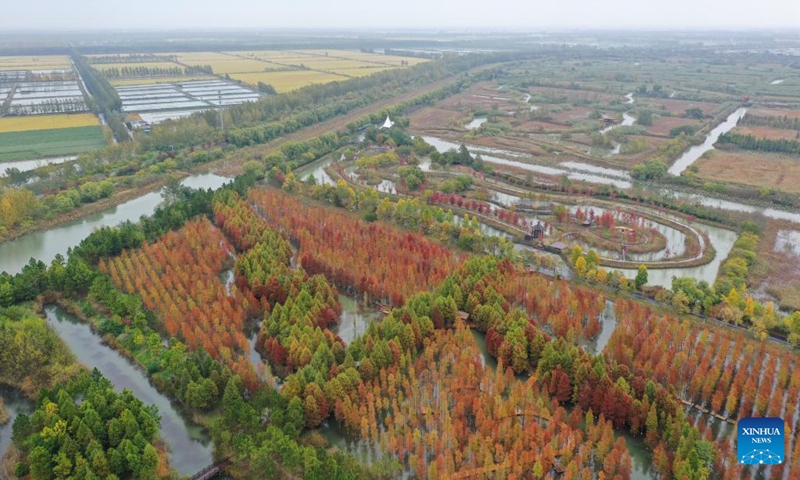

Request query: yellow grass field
[
  {"left": 94, "top": 62, "right": 182, "bottom": 72},
  {"left": 286, "top": 49, "right": 429, "bottom": 66},
  {"left": 0, "top": 113, "right": 100, "bottom": 133},
  {"left": 331, "top": 66, "right": 398, "bottom": 77},
  {"left": 109, "top": 77, "right": 212, "bottom": 86},
  {"left": 0, "top": 55, "right": 72, "bottom": 70},
  {"left": 229, "top": 70, "right": 347, "bottom": 93}
]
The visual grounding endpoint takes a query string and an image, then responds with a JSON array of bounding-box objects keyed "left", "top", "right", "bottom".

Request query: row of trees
[
  {"left": 249, "top": 189, "right": 462, "bottom": 306},
  {"left": 718, "top": 132, "right": 800, "bottom": 154},
  {"left": 605, "top": 297, "right": 800, "bottom": 477},
  {"left": 71, "top": 52, "right": 129, "bottom": 142},
  {"left": 739, "top": 113, "right": 800, "bottom": 131},
  {"left": 7, "top": 97, "right": 88, "bottom": 116},
  {"left": 99, "top": 218, "right": 260, "bottom": 388},
  {"left": 100, "top": 65, "right": 212, "bottom": 78}
]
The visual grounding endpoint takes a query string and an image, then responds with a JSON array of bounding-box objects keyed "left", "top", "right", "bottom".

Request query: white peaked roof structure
[{"left": 380, "top": 116, "right": 394, "bottom": 129}]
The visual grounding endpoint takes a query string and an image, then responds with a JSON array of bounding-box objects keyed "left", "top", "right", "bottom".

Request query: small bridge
[{"left": 190, "top": 457, "right": 232, "bottom": 480}]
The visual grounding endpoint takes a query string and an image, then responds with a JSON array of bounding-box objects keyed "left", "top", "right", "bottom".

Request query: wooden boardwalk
[{"left": 190, "top": 457, "right": 232, "bottom": 480}]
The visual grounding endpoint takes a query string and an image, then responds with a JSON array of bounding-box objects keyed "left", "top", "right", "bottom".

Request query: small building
[
  {"left": 380, "top": 116, "right": 394, "bottom": 129},
  {"left": 548, "top": 241, "right": 569, "bottom": 254},
  {"left": 581, "top": 218, "right": 594, "bottom": 227},
  {"left": 531, "top": 222, "right": 546, "bottom": 239},
  {"left": 601, "top": 116, "right": 617, "bottom": 126}
]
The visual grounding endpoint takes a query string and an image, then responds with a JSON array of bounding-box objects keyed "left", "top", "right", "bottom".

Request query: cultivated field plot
[
  {"left": 228, "top": 70, "right": 346, "bottom": 93},
  {"left": 0, "top": 126, "right": 106, "bottom": 161},
  {"left": 0, "top": 113, "right": 99, "bottom": 133},
  {"left": 92, "top": 50, "right": 424, "bottom": 93},
  {"left": 694, "top": 149, "right": 800, "bottom": 194},
  {"left": 0, "top": 55, "right": 71, "bottom": 70},
  {"left": 116, "top": 79, "right": 260, "bottom": 124},
  {"left": 0, "top": 55, "right": 104, "bottom": 160}
]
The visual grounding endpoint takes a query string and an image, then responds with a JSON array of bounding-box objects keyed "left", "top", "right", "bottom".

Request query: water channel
[
  {"left": 43, "top": 305, "right": 213, "bottom": 476},
  {"left": 667, "top": 107, "right": 748, "bottom": 176},
  {"left": 0, "top": 387, "right": 35, "bottom": 466},
  {"left": 0, "top": 173, "right": 230, "bottom": 275},
  {"left": 0, "top": 155, "right": 77, "bottom": 177}
]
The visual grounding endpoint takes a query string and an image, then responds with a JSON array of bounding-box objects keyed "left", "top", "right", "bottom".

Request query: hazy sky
[{"left": 7, "top": 0, "right": 800, "bottom": 30}]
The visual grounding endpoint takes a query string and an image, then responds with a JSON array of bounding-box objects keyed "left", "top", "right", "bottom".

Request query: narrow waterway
[
  {"left": 43, "top": 305, "right": 213, "bottom": 476},
  {"left": 421, "top": 135, "right": 633, "bottom": 189},
  {"left": 0, "top": 387, "right": 35, "bottom": 464},
  {"left": 0, "top": 173, "right": 230, "bottom": 275},
  {"left": 0, "top": 155, "right": 77, "bottom": 177},
  {"left": 667, "top": 107, "right": 748, "bottom": 176}
]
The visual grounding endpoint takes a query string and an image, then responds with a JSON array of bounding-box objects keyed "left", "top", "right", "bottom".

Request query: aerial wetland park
[{"left": 2, "top": 15, "right": 800, "bottom": 480}]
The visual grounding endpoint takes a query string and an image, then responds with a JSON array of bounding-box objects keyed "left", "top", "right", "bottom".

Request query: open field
[
  {"left": 637, "top": 98, "right": 721, "bottom": 116},
  {"left": 732, "top": 125, "right": 800, "bottom": 141},
  {"left": 0, "top": 113, "right": 99, "bottom": 133},
  {"left": 646, "top": 116, "right": 702, "bottom": 136},
  {"left": 91, "top": 50, "right": 425, "bottom": 93},
  {"left": 408, "top": 107, "right": 463, "bottom": 130},
  {"left": 694, "top": 149, "right": 800, "bottom": 193},
  {"left": 229, "top": 70, "right": 347, "bottom": 92},
  {"left": 0, "top": 55, "right": 71, "bottom": 70},
  {"left": 0, "top": 125, "right": 106, "bottom": 161},
  {"left": 748, "top": 108, "right": 800, "bottom": 119}
]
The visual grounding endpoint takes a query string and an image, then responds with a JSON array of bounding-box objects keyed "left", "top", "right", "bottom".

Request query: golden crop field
[
  {"left": 109, "top": 77, "right": 213, "bottom": 86},
  {"left": 0, "top": 113, "right": 100, "bottom": 133},
  {"left": 332, "top": 66, "right": 398, "bottom": 77},
  {"left": 94, "top": 62, "right": 182, "bottom": 71},
  {"left": 286, "top": 49, "right": 429, "bottom": 66},
  {"left": 0, "top": 55, "right": 72, "bottom": 70},
  {"left": 229, "top": 70, "right": 347, "bottom": 93}
]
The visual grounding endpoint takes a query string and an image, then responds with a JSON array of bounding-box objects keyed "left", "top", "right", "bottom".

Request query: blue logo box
[{"left": 738, "top": 417, "right": 785, "bottom": 465}]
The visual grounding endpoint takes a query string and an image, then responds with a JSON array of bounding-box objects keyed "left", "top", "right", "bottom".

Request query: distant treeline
[
  {"left": 101, "top": 65, "right": 212, "bottom": 78},
  {"left": 8, "top": 98, "right": 88, "bottom": 116},
  {"left": 718, "top": 132, "right": 800, "bottom": 154},
  {"left": 88, "top": 54, "right": 179, "bottom": 64},
  {"left": 72, "top": 52, "right": 130, "bottom": 142},
  {"left": 739, "top": 113, "right": 800, "bottom": 131}
]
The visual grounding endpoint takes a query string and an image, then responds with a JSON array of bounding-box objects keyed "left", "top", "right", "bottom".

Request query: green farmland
[{"left": 0, "top": 125, "right": 107, "bottom": 161}]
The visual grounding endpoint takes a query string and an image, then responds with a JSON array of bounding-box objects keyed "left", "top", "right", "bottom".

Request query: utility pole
[{"left": 218, "top": 90, "right": 224, "bottom": 131}]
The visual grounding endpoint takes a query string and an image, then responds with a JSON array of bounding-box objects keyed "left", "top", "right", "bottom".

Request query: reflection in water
[
  {"left": 0, "top": 173, "right": 230, "bottom": 275},
  {"left": 668, "top": 107, "right": 748, "bottom": 176},
  {"left": 44, "top": 306, "right": 213, "bottom": 476},
  {"left": 0, "top": 387, "right": 35, "bottom": 463},
  {"left": 332, "top": 294, "right": 381, "bottom": 345}
]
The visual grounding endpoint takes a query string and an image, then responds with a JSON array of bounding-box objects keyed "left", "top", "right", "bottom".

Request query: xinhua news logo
[{"left": 738, "top": 417, "right": 785, "bottom": 465}]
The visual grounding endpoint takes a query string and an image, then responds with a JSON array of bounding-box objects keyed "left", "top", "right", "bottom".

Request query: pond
[
  {"left": 331, "top": 294, "right": 382, "bottom": 345},
  {"left": 609, "top": 221, "right": 738, "bottom": 289},
  {"left": 0, "top": 155, "right": 77, "bottom": 177},
  {"left": 296, "top": 155, "right": 336, "bottom": 186},
  {"left": 667, "top": 107, "right": 748, "bottom": 176},
  {"left": 0, "top": 173, "right": 230, "bottom": 276},
  {"left": 775, "top": 230, "right": 800, "bottom": 258},
  {"left": 465, "top": 116, "right": 488, "bottom": 130},
  {"left": 43, "top": 305, "right": 213, "bottom": 476},
  {"left": 0, "top": 386, "right": 35, "bottom": 465}
]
